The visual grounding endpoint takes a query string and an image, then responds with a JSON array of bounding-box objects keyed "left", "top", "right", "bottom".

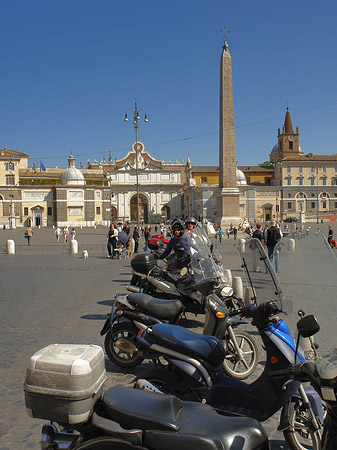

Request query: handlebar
[
  {"left": 228, "top": 301, "right": 281, "bottom": 319},
  {"left": 269, "top": 362, "right": 318, "bottom": 384}
]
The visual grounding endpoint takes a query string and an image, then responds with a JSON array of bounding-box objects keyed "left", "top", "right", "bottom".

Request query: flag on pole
[
  {"left": 32, "top": 162, "right": 36, "bottom": 174},
  {"left": 40, "top": 161, "right": 46, "bottom": 172}
]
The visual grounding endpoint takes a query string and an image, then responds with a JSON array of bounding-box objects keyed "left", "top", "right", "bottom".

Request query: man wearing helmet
[
  {"left": 158, "top": 218, "right": 191, "bottom": 270},
  {"left": 184, "top": 216, "right": 198, "bottom": 236}
]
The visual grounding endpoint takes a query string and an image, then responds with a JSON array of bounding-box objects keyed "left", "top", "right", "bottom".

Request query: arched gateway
[{"left": 130, "top": 194, "right": 148, "bottom": 223}]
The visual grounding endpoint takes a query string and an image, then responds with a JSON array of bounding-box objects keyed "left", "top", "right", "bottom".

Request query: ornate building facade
[{"left": 0, "top": 143, "right": 186, "bottom": 228}]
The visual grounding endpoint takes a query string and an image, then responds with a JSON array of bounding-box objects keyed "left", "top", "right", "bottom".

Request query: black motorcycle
[{"left": 101, "top": 277, "right": 259, "bottom": 379}]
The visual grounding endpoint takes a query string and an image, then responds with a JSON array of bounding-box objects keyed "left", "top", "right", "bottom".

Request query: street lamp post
[
  {"left": 316, "top": 165, "right": 320, "bottom": 225},
  {"left": 124, "top": 102, "right": 148, "bottom": 227}
]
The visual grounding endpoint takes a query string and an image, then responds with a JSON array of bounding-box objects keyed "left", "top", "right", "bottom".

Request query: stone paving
[{"left": 0, "top": 224, "right": 336, "bottom": 449}]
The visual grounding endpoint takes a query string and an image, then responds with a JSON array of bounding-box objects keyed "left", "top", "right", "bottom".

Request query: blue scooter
[{"left": 135, "top": 239, "right": 325, "bottom": 450}]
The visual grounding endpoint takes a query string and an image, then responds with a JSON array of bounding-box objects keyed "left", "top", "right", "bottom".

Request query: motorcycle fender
[
  {"left": 100, "top": 314, "right": 111, "bottom": 336},
  {"left": 278, "top": 386, "right": 324, "bottom": 431}
]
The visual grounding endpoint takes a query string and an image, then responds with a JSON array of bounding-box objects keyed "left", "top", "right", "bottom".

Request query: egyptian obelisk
[{"left": 216, "top": 28, "right": 241, "bottom": 228}]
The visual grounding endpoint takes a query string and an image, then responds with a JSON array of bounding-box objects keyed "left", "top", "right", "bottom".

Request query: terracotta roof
[
  {"left": 0, "top": 148, "right": 29, "bottom": 158},
  {"left": 192, "top": 165, "right": 273, "bottom": 173},
  {"left": 238, "top": 166, "right": 273, "bottom": 173},
  {"left": 282, "top": 154, "right": 337, "bottom": 162},
  {"left": 192, "top": 166, "right": 219, "bottom": 172}
]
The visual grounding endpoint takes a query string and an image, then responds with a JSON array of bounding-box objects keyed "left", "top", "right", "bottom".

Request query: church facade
[{"left": 0, "top": 143, "right": 186, "bottom": 228}]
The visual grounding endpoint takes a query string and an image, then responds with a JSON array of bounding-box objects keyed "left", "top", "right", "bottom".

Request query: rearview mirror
[{"left": 297, "top": 314, "right": 320, "bottom": 338}]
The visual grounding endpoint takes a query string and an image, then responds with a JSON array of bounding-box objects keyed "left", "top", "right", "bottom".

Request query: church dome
[
  {"left": 61, "top": 154, "right": 85, "bottom": 185},
  {"left": 236, "top": 168, "right": 247, "bottom": 185},
  {"left": 270, "top": 143, "right": 302, "bottom": 154}
]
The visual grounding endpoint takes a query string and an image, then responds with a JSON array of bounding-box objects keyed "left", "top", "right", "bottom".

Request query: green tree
[{"left": 258, "top": 161, "right": 271, "bottom": 167}]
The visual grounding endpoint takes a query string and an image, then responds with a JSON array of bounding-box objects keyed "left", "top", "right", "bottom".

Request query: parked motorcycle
[
  {"left": 127, "top": 226, "right": 243, "bottom": 310},
  {"left": 24, "top": 343, "right": 270, "bottom": 450},
  {"left": 134, "top": 239, "right": 325, "bottom": 450},
  {"left": 101, "top": 277, "right": 258, "bottom": 379}
]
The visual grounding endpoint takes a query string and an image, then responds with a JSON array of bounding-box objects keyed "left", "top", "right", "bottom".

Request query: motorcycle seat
[
  {"left": 151, "top": 323, "right": 226, "bottom": 367},
  {"left": 102, "top": 385, "right": 182, "bottom": 431},
  {"left": 102, "top": 386, "right": 268, "bottom": 450},
  {"left": 147, "top": 399, "right": 268, "bottom": 450},
  {"left": 127, "top": 293, "right": 184, "bottom": 321}
]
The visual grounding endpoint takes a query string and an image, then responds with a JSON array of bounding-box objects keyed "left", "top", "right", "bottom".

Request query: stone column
[{"left": 216, "top": 35, "right": 241, "bottom": 228}]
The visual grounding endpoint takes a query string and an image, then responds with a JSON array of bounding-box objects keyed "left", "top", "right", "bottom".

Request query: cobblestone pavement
[{"left": 0, "top": 225, "right": 336, "bottom": 449}]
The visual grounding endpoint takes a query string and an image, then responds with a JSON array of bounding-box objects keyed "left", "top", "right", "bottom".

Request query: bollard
[
  {"left": 70, "top": 239, "right": 78, "bottom": 254},
  {"left": 224, "top": 269, "right": 232, "bottom": 287},
  {"left": 288, "top": 239, "right": 295, "bottom": 251},
  {"left": 238, "top": 238, "right": 245, "bottom": 253},
  {"left": 244, "top": 287, "right": 255, "bottom": 306},
  {"left": 232, "top": 276, "right": 243, "bottom": 299},
  {"left": 6, "top": 239, "right": 15, "bottom": 255}
]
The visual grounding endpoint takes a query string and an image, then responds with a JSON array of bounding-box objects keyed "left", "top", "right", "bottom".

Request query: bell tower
[
  {"left": 216, "top": 28, "right": 241, "bottom": 228},
  {"left": 270, "top": 108, "right": 301, "bottom": 164}
]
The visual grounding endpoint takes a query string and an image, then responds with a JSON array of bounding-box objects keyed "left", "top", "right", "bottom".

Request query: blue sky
[{"left": 1, "top": 0, "right": 336, "bottom": 169}]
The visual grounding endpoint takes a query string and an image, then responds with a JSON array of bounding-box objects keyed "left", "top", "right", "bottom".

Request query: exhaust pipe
[
  {"left": 134, "top": 379, "right": 163, "bottom": 393},
  {"left": 126, "top": 284, "right": 144, "bottom": 293}
]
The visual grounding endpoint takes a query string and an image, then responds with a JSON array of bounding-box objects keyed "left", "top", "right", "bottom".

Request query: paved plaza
[{"left": 0, "top": 224, "right": 336, "bottom": 449}]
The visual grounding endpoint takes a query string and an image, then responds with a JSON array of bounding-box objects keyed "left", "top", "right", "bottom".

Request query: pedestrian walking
[
  {"left": 226, "top": 229, "right": 230, "bottom": 239},
  {"left": 144, "top": 226, "right": 150, "bottom": 251},
  {"left": 218, "top": 228, "right": 224, "bottom": 243},
  {"left": 328, "top": 225, "right": 333, "bottom": 248},
  {"left": 106, "top": 224, "right": 118, "bottom": 258},
  {"left": 133, "top": 226, "right": 140, "bottom": 253},
  {"left": 252, "top": 223, "right": 265, "bottom": 247},
  {"left": 266, "top": 220, "right": 282, "bottom": 273},
  {"left": 62, "top": 226, "right": 69, "bottom": 244},
  {"left": 233, "top": 226, "right": 237, "bottom": 240},
  {"left": 26, "top": 226, "right": 34, "bottom": 246},
  {"left": 70, "top": 228, "right": 76, "bottom": 240},
  {"left": 55, "top": 226, "right": 61, "bottom": 244},
  {"left": 126, "top": 235, "right": 134, "bottom": 258}
]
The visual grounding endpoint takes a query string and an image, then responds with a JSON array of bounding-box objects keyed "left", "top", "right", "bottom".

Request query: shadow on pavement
[
  {"left": 81, "top": 314, "right": 107, "bottom": 320},
  {"left": 97, "top": 300, "right": 115, "bottom": 306}
]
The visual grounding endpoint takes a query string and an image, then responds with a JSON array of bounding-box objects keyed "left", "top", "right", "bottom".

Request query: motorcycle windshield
[
  {"left": 238, "top": 237, "right": 285, "bottom": 311},
  {"left": 239, "top": 228, "right": 337, "bottom": 320},
  {"left": 187, "top": 226, "right": 230, "bottom": 285}
]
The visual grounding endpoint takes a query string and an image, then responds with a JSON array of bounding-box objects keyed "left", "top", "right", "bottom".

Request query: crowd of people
[{"left": 104, "top": 217, "right": 198, "bottom": 264}]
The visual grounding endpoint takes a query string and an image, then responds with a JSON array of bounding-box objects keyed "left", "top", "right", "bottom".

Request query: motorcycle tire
[
  {"left": 221, "top": 330, "right": 259, "bottom": 380},
  {"left": 104, "top": 323, "right": 144, "bottom": 368},
  {"left": 73, "top": 436, "right": 141, "bottom": 449},
  {"left": 135, "top": 367, "right": 199, "bottom": 401},
  {"left": 283, "top": 398, "right": 324, "bottom": 450}
]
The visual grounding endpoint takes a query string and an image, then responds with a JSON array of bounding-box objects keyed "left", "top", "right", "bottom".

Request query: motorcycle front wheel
[
  {"left": 104, "top": 323, "right": 144, "bottom": 368},
  {"left": 283, "top": 398, "right": 324, "bottom": 450},
  {"left": 221, "top": 330, "right": 258, "bottom": 380}
]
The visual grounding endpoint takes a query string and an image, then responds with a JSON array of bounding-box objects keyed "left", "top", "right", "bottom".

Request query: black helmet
[
  {"left": 171, "top": 218, "right": 184, "bottom": 234},
  {"left": 185, "top": 216, "right": 198, "bottom": 228}
]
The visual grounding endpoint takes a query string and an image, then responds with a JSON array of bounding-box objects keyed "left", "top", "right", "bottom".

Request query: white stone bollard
[
  {"left": 70, "top": 239, "right": 78, "bottom": 254},
  {"left": 6, "top": 239, "right": 15, "bottom": 255},
  {"left": 238, "top": 238, "right": 246, "bottom": 253},
  {"left": 224, "top": 269, "right": 232, "bottom": 287},
  {"left": 232, "top": 276, "right": 243, "bottom": 299},
  {"left": 244, "top": 287, "right": 255, "bottom": 306},
  {"left": 288, "top": 239, "right": 296, "bottom": 251}
]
